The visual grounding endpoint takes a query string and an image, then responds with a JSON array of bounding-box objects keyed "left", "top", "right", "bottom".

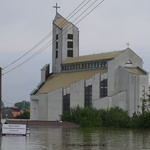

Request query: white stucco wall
[
  {"left": 111, "top": 91, "right": 127, "bottom": 110},
  {"left": 47, "top": 88, "right": 63, "bottom": 121},
  {"left": 38, "top": 94, "right": 48, "bottom": 120},
  {"left": 108, "top": 49, "right": 143, "bottom": 96},
  {"left": 70, "top": 80, "right": 85, "bottom": 107},
  {"left": 92, "top": 73, "right": 100, "bottom": 100},
  {"left": 93, "top": 97, "right": 110, "bottom": 109},
  {"left": 30, "top": 97, "right": 39, "bottom": 120}
]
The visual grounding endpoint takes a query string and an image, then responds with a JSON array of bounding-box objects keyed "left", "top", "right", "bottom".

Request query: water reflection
[{"left": 1, "top": 127, "right": 150, "bottom": 150}]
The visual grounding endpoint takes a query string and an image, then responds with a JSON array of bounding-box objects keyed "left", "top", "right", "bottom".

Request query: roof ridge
[{"left": 63, "top": 50, "right": 125, "bottom": 64}]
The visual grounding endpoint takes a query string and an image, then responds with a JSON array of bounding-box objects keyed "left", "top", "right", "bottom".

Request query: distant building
[
  {"left": 30, "top": 13, "right": 149, "bottom": 121},
  {"left": 2, "top": 107, "right": 21, "bottom": 119},
  {"left": 11, "top": 108, "right": 21, "bottom": 117}
]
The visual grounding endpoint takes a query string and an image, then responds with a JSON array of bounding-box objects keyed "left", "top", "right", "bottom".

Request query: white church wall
[
  {"left": 92, "top": 73, "right": 100, "bottom": 100},
  {"left": 93, "top": 97, "right": 110, "bottom": 109},
  {"left": 41, "top": 64, "right": 49, "bottom": 83},
  {"left": 108, "top": 49, "right": 143, "bottom": 97},
  {"left": 72, "top": 25, "right": 79, "bottom": 57},
  {"left": 52, "top": 25, "right": 62, "bottom": 73},
  {"left": 62, "top": 23, "right": 79, "bottom": 61},
  {"left": 128, "top": 74, "right": 140, "bottom": 116},
  {"left": 101, "top": 73, "right": 107, "bottom": 80},
  {"left": 85, "top": 78, "right": 92, "bottom": 86},
  {"left": 48, "top": 88, "right": 63, "bottom": 121},
  {"left": 111, "top": 91, "right": 127, "bottom": 110},
  {"left": 38, "top": 94, "right": 48, "bottom": 120},
  {"left": 118, "top": 67, "right": 129, "bottom": 92},
  {"left": 70, "top": 79, "right": 85, "bottom": 107},
  {"left": 30, "top": 98, "right": 39, "bottom": 120},
  {"left": 63, "top": 87, "right": 70, "bottom": 95}
]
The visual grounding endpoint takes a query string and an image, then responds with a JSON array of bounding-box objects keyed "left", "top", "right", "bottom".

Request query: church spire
[{"left": 53, "top": 3, "right": 60, "bottom": 14}]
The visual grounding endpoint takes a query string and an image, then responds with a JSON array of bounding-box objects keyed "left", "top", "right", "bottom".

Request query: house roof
[
  {"left": 125, "top": 67, "right": 147, "bottom": 75},
  {"left": 37, "top": 69, "right": 107, "bottom": 94},
  {"left": 63, "top": 50, "right": 125, "bottom": 64}
]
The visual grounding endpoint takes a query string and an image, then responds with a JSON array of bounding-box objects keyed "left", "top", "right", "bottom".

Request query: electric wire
[
  {"left": 3, "top": 0, "right": 105, "bottom": 75},
  {"left": 2, "top": 0, "right": 94, "bottom": 74},
  {"left": 3, "top": 0, "right": 87, "bottom": 70}
]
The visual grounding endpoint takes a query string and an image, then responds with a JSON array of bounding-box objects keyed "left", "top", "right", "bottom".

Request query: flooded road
[{"left": 1, "top": 127, "right": 150, "bottom": 150}]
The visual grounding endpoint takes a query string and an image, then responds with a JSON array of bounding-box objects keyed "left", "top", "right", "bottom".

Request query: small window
[
  {"left": 67, "top": 50, "right": 73, "bottom": 57},
  {"left": 56, "top": 34, "right": 58, "bottom": 40},
  {"left": 56, "top": 51, "right": 58, "bottom": 58},
  {"left": 100, "top": 79, "right": 107, "bottom": 98},
  {"left": 68, "top": 34, "right": 73, "bottom": 39},
  {"left": 63, "top": 94, "right": 70, "bottom": 113},
  {"left": 85, "top": 85, "right": 92, "bottom": 107},
  {"left": 56, "top": 42, "right": 58, "bottom": 49},
  {"left": 67, "top": 41, "right": 73, "bottom": 48}
]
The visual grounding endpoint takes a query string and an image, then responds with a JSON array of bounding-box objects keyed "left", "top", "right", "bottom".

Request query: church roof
[
  {"left": 53, "top": 13, "right": 68, "bottom": 28},
  {"left": 36, "top": 69, "right": 107, "bottom": 94},
  {"left": 63, "top": 50, "right": 125, "bottom": 64},
  {"left": 125, "top": 67, "right": 148, "bottom": 75}
]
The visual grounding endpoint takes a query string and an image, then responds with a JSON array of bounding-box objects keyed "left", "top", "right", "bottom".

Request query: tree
[
  {"left": 14, "top": 101, "right": 30, "bottom": 112},
  {"left": 141, "top": 87, "right": 150, "bottom": 113}
]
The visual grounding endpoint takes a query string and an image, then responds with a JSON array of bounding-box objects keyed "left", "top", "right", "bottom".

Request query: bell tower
[{"left": 52, "top": 5, "right": 79, "bottom": 73}]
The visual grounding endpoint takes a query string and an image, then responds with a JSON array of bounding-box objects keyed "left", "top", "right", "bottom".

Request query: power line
[
  {"left": 3, "top": 0, "right": 105, "bottom": 75},
  {"left": 2, "top": 0, "right": 92, "bottom": 75},
  {"left": 3, "top": 0, "right": 87, "bottom": 70}
]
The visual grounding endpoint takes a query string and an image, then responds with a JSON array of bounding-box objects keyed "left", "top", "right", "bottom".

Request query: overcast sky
[{"left": 0, "top": 0, "right": 150, "bottom": 106}]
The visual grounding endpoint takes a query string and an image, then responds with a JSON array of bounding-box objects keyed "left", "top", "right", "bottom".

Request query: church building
[{"left": 30, "top": 12, "right": 149, "bottom": 121}]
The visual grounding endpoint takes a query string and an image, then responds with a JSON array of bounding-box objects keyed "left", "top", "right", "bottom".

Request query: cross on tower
[
  {"left": 53, "top": 3, "right": 60, "bottom": 14},
  {"left": 126, "top": 42, "right": 130, "bottom": 48}
]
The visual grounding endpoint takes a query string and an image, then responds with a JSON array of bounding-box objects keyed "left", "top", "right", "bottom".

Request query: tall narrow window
[
  {"left": 68, "top": 34, "right": 73, "bottom": 39},
  {"left": 56, "top": 34, "right": 58, "bottom": 40},
  {"left": 63, "top": 94, "right": 70, "bottom": 113},
  {"left": 56, "top": 51, "right": 58, "bottom": 58},
  {"left": 67, "top": 50, "right": 73, "bottom": 57},
  {"left": 56, "top": 41, "right": 58, "bottom": 49},
  {"left": 67, "top": 41, "right": 73, "bottom": 48},
  {"left": 100, "top": 79, "right": 107, "bottom": 98},
  {"left": 85, "top": 85, "right": 92, "bottom": 107}
]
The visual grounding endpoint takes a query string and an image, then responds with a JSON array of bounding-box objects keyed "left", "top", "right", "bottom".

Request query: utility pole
[{"left": 0, "top": 67, "right": 2, "bottom": 129}]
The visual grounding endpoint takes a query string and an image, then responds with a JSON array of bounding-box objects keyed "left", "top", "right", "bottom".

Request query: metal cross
[
  {"left": 126, "top": 42, "right": 130, "bottom": 48},
  {"left": 53, "top": 3, "right": 60, "bottom": 14}
]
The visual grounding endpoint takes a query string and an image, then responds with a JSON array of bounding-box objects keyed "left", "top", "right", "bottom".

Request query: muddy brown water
[{"left": 1, "top": 126, "right": 150, "bottom": 150}]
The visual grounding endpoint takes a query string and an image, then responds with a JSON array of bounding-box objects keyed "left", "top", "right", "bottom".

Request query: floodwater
[{"left": 1, "top": 127, "right": 150, "bottom": 150}]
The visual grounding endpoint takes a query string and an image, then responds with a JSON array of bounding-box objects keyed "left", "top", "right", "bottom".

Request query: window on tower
[
  {"left": 56, "top": 42, "right": 58, "bottom": 49},
  {"left": 67, "top": 41, "right": 73, "bottom": 48},
  {"left": 68, "top": 34, "right": 73, "bottom": 39},
  {"left": 56, "top": 50, "right": 58, "bottom": 58},
  {"left": 56, "top": 34, "right": 58, "bottom": 40},
  {"left": 67, "top": 50, "right": 73, "bottom": 57}
]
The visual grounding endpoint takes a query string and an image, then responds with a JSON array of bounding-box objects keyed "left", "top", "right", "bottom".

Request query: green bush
[
  {"left": 131, "top": 112, "right": 150, "bottom": 128},
  {"left": 100, "top": 107, "right": 131, "bottom": 128},
  {"left": 61, "top": 106, "right": 150, "bottom": 128}
]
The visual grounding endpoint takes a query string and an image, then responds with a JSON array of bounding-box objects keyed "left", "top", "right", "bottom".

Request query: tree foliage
[{"left": 14, "top": 101, "right": 30, "bottom": 111}]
